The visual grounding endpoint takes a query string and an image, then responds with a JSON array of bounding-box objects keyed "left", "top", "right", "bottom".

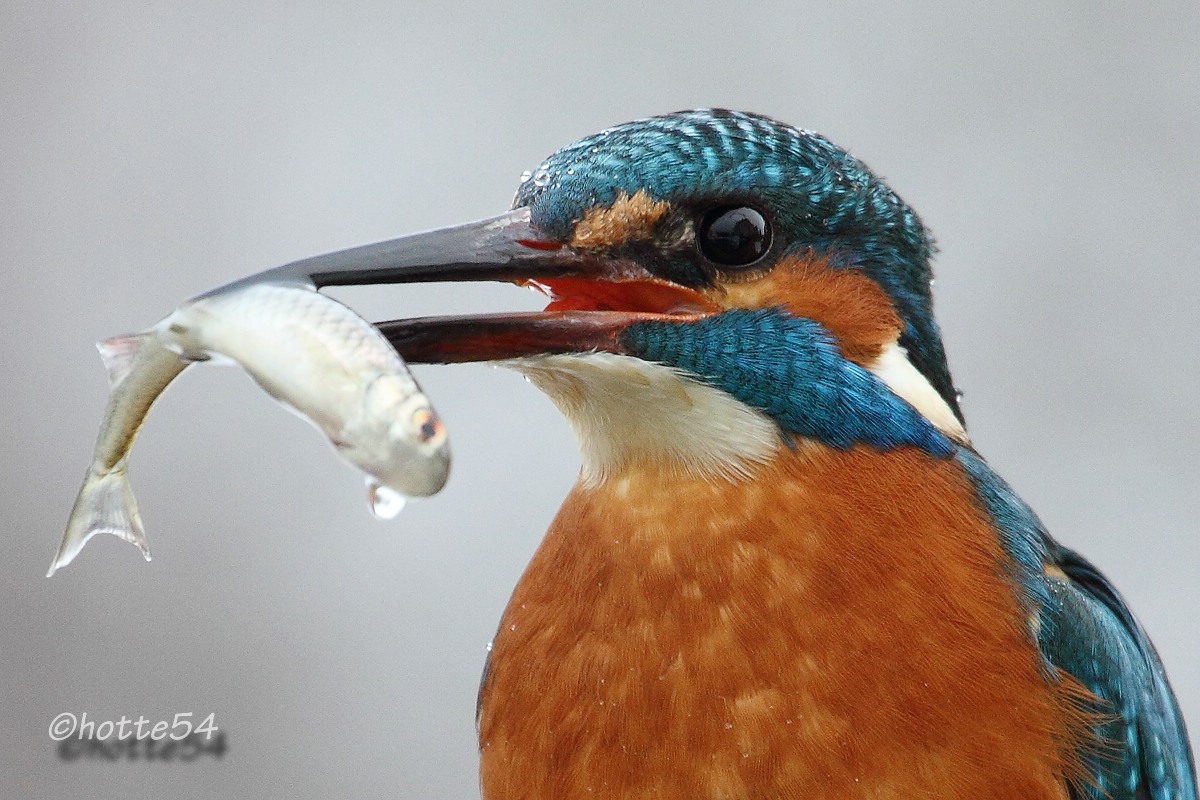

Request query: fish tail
[{"left": 47, "top": 462, "right": 150, "bottom": 577}]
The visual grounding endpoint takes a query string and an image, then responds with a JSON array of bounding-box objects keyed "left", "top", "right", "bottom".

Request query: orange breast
[{"left": 478, "top": 445, "right": 1087, "bottom": 799}]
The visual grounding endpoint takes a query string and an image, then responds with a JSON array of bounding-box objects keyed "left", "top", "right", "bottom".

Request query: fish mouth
[{"left": 223, "top": 207, "right": 716, "bottom": 363}]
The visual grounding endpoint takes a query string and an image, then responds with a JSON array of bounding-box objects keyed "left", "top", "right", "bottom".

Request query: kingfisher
[{"left": 255, "top": 109, "right": 1195, "bottom": 799}]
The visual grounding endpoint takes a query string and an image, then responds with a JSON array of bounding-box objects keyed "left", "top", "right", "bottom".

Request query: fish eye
[
  {"left": 697, "top": 206, "right": 771, "bottom": 268},
  {"left": 412, "top": 407, "right": 445, "bottom": 445}
]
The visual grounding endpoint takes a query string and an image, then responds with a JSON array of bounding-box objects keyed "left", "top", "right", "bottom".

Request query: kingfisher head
[{"left": 264, "top": 109, "right": 968, "bottom": 481}]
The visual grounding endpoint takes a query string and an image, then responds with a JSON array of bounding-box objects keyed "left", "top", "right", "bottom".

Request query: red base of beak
[
  {"left": 378, "top": 309, "right": 707, "bottom": 364},
  {"left": 378, "top": 276, "right": 714, "bottom": 364}
]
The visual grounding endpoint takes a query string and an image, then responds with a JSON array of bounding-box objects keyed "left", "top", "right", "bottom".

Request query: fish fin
[
  {"left": 47, "top": 463, "right": 151, "bottom": 577},
  {"left": 96, "top": 333, "right": 151, "bottom": 389}
]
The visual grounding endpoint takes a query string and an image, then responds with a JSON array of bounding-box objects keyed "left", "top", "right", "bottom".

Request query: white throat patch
[{"left": 503, "top": 353, "right": 780, "bottom": 486}]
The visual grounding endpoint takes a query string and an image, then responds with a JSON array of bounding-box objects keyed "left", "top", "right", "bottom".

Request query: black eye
[{"left": 697, "top": 206, "right": 771, "bottom": 267}]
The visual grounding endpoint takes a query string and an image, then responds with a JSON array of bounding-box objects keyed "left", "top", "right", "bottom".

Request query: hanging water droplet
[
  {"left": 518, "top": 169, "right": 532, "bottom": 183},
  {"left": 367, "top": 478, "right": 407, "bottom": 520},
  {"left": 929, "top": 277, "right": 937, "bottom": 288},
  {"left": 532, "top": 168, "right": 552, "bottom": 188},
  {"left": 954, "top": 388, "right": 965, "bottom": 403}
]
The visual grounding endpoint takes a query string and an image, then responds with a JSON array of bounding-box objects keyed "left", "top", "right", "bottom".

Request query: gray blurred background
[{"left": 3, "top": 1, "right": 1197, "bottom": 797}]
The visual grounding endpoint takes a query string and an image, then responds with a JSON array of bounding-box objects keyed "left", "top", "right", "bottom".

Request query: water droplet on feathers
[{"left": 532, "top": 168, "right": 552, "bottom": 188}]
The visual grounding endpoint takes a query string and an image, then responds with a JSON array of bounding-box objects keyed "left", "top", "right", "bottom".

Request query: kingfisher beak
[{"left": 228, "top": 207, "right": 714, "bottom": 362}]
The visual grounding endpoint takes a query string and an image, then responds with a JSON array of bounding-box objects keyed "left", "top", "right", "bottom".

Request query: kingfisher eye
[{"left": 697, "top": 206, "right": 771, "bottom": 268}]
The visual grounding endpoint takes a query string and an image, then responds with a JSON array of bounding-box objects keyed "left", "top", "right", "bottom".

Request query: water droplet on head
[
  {"left": 519, "top": 169, "right": 532, "bottom": 183},
  {"left": 565, "top": 167, "right": 574, "bottom": 175},
  {"left": 532, "top": 168, "right": 552, "bottom": 188},
  {"left": 366, "top": 478, "right": 407, "bottom": 520}
]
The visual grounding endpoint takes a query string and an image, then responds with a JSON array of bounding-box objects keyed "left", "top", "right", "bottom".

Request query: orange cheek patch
[
  {"left": 715, "top": 255, "right": 902, "bottom": 364},
  {"left": 570, "top": 189, "right": 670, "bottom": 251}
]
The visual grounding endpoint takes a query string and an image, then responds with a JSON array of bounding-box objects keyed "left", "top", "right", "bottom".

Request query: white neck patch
[
  {"left": 505, "top": 341, "right": 966, "bottom": 486},
  {"left": 503, "top": 353, "right": 780, "bottom": 486},
  {"left": 866, "top": 340, "right": 969, "bottom": 444}
]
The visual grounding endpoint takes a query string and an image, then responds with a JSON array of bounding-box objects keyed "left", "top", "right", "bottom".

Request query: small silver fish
[{"left": 48, "top": 283, "right": 450, "bottom": 576}]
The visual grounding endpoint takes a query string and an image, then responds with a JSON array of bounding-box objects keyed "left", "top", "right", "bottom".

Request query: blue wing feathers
[
  {"left": 959, "top": 449, "right": 1196, "bottom": 800},
  {"left": 1044, "top": 544, "right": 1197, "bottom": 800}
]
